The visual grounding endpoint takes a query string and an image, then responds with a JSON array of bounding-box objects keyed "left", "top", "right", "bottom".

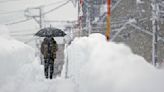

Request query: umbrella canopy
[{"left": 35, "top": 27, "right": 66, "bottom": 37}]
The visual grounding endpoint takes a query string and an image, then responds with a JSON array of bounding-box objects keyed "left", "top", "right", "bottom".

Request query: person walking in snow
[{"left": 41, "top": 36, "right": 58, "bottom": 79}]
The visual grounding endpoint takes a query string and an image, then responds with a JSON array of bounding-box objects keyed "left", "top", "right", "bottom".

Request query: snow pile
[
  {"left": 0, "top": 36, "right": 35, "bottom": 85},
  {"left": 0, "top": 26, "right": 76, "bottom": 92},
  {"left": 67, "top": 33, "right": 164, "bottom": 92},
  {"left": 0, "top": 58, "right": 76, "bottom": 92},
  {"left": 66, "top": 34, "right": 105, "bottom": 84}
]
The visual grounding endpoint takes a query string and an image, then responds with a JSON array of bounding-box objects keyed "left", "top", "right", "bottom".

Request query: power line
[
  {"left": 45, "top": 0, "right": 66, "bottom": 7},
  {"left": 10, "top": 28, "right": 39, "bottom": 33},
  {"left": 0, "top": 0, "right": 20, "bottom": 3},
  {"left": 22, "top": 0, "right": 70, "bottom": 28},
  {"left": 2, "top": 0, "right": 70, "bottom": 26},
  {"left": 0, "top": 10, "right": 24, "bottom": 14},
  {"left": 10, "top": 33, "right": 35, "bottom": 36},
  {"left": 44, "top": 20, "right": 77, "bottom": 23},
  {"left": 0, "top": 0, "right": 70, "bottom": 17},
  {"left": 24, "top": 37, "right": 37, "bottom": 44},
  {"left": 84, "top": 0, "right": 106, "bottom": 5},
  {"left": 0, "top": 1, "right": 65, "bottom": 15},
  {"left": 5, "top": 18, "right": 32, "bottom": 25},
  {"left": 43, "top": 0, "right": 70, "bottom": 15}
]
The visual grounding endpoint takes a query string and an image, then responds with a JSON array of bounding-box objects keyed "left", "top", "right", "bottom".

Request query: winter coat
[{"left": 41, "top": 37, "right": 58, "bottom": 59}]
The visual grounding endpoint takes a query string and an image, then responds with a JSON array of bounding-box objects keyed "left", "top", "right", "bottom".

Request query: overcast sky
[{"left": 0, "top": 0, "right": 78, "bottom": 32}]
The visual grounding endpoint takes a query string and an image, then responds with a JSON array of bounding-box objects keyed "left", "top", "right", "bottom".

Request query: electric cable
[
  {"left": 24, "top": 37, "right": 37, "bottom": 44},
  {"left": 45, "top": 0, "right": 66, "bottom": 7},
  {"left": 0, "top": 0, "right": 20, "bottom": 3},
  {"left": 10, "top": 33, "right": 35, "bottom": 36},
  {"left": 5, "top": 18, "right": 32, "bottom": 25},
  {"left": 10, "top": 28, "right": 39, "bottom": 33},
  {"left": 0, "top": 1, "right": 66, "bottom": 15},
  {"left": 0, "top": 10, "right": 24, "bottom": 14},
  {"left": 43, "top": 0, "right": 70, "bottom": 15}
]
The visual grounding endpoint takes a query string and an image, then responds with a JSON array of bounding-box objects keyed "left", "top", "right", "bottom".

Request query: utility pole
[
  {"left": 106, "top": 0, "right": 111, "bottom": 41},
  {"left": 86, "top": 0, "right": 91, "bottom": 35},
  {"left": 39, "top": 7, "right": 44, "bottom": 29},
  {"left": 78, "top": 0, "right": 83, "bottom": 37},
  {"left": 24, "top": 7, "right": 44, "bottom": 64},
  {"left": 24, "top": 6, "right": 44, "bottom": 29},
  {"left": 151, "top": 0, "right": 159, "bottom": 67},
  {"left": 65, "top": 44, "right": 69, "bottom": 79}
]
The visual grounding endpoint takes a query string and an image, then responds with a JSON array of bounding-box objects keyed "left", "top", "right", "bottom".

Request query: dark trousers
[{"left": 44, "top": 58, "right": 54, "bottom": 79}]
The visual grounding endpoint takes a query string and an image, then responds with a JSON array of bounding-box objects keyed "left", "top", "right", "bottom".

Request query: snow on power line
[
  {"left": 0, "top": 10, "right": 24, "bottom": 15},
  {"left": 5, "top": 18, "right": 32, "bottom": 25},
  {"left": 43, "top": 0, "right": 70, "bottom": 15}
]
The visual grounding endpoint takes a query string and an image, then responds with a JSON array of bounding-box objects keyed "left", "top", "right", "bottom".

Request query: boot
[
  {"left": 44, "top": 59, "right": 49, "bottom": 79},
  {"left": 49, "top": 59, "right": 54, "bottom": 79}
]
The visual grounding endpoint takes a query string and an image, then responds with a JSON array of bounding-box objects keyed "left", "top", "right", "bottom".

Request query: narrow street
[{"left": 53, "top": 44, "right": 65, "bottom": 77}]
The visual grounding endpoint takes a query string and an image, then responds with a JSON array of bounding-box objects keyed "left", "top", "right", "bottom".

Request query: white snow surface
[
  {"left": 0, "top": 26, "right": 76, "bottom": 92},
  {"left": 66, "top": 33, "right": 164, "bottom": 92},
  {"left": 0, "top": 25, "right": 10, "bottom": 38},
  {"left": 0, "top": 58, "right": 76, "bottom": 92},
  {"left": 0, "top": 25, "right": 35, "bottom": 85},
  {"left": 1, "top": 26, "right": 164, "bottom": 92}
]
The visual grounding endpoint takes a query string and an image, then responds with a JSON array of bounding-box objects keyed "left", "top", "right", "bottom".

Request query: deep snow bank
[
  {"left": 67, "top": 33, "right": 164, "bottom": 92},
  {"left": 0, "top": 25, "right": 76, "bottom": 92},
  {"left": 0, "top": 58, "right": 76, "bottom": 92},
  {"left": 0, "top": 25, "right": 35, "bottom": 85}
]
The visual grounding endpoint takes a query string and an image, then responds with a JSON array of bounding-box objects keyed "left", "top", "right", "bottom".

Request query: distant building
[{"left": 79, "top": 0, "right": 164, "bottom": 66}]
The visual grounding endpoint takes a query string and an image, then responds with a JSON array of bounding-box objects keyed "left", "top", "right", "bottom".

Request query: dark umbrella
[{"left": 35, "top": 27, "right": 66, "bottom": 37}]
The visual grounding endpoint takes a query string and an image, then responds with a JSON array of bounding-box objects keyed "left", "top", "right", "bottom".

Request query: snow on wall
[{"left": 67, "top": 33, "right": 164, "bottom": 92}]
